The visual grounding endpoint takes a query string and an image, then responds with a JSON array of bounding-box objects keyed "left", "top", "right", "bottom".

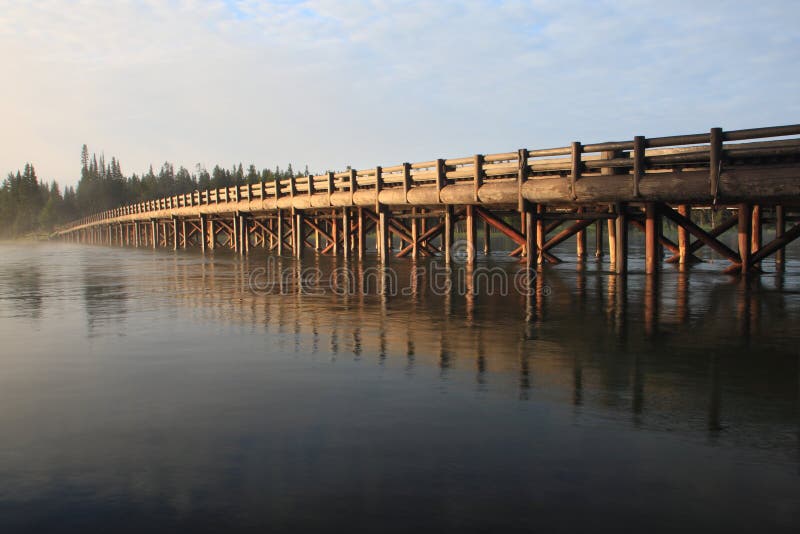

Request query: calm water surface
[{"left": 0, "top": 241, "right": 798, "bottom": 533}]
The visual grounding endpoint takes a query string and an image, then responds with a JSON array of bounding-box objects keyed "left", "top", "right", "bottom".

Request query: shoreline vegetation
[{"left": 1, "top": 145, "right": 310, "bottom": 239}]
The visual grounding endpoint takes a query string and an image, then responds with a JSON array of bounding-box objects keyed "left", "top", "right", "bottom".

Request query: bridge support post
[
  {"left": 738, "top": 203, "right": 752, "bottom": 275},
  {"left": 465, "top": 205, "right": 476, "bottom": 265},
  {"left": 525, "top": 203, "right": 536, "bottom": 269},
  {"left": 411, "top": 208, "right": 419, "bottom": 260},
  {"left": 208, "top": 218, "right": 215, "bottom": 251},
  {"left": 242, "top": 215, "right": 249, "bottom": 255},
  {"left": 172, "top": 218, "right": 178, "bottom": 251},
  {"left": 151, "top": 220, "right": 158, "bottom": 249},
  {"left": 594, "top": 220, "right": 603, "bottom": 258},
  {"left": 295, "top": 211, "right": 304, "bottom": 259},
  {"left": 276, "top": 211, "right": 284, "bottom": 256},
  {"left": 181, "top": 220, "right": 187, "bottom": 249},
  {"left": 536, "top": 205, "right": 545, "bottom": 265},
  {"left": 444, "top": 206, "right": 454, "bottom": 265},
  {"left": 751, "top": 205, "right": 762, "bottom": 269},
  {"left": 342, "top": 208, "right": 350, "bottom": 260},
  {"left": 645, "top": 202, "right": 660, "bottom": 274},
  {"left": 484, "top": 219, "right": 491, "bottom": 256},
  {"left": 614, "top": 203, "right": 628, "bottom": 274},
  {"left": 576, "top": 208, "right": 586, "bottom": 260},
  {"left": 776, "top": 205, "right": 785, "bottom": 267},
  {"left": 232, "top": 215, "right": 239, "bottom": 253},
  {"left": 358, "top": 208, "right": 366, "bottom": 259},
  {"left": 378, "top": 207, "right": 389, "bottom": 263},
  {"left": 678, "top": 205, "right": 690, "bottom": 264},
  {"left": 199, "top": 215, "right": 206, "bottom": 253}
]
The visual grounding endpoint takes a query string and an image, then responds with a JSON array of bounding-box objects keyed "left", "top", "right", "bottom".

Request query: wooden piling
[
  {"left": 295, "top": 211, "right": 304, "bottom": 258},
  {"left": 645, "top": 202, "right": 659, "bottom": 274},
  {"left": 444, "top": 206, "right": 454, "bottom": 264},
  {"left": 276, "top": 211, "right": 283, "bottom": 255},
  {"left": 342, "top": 208, "right": 350, "bottom": 259},
  {"left": 465, "top": 205, "right": 476, "bottom": 264},
  {"left": 411, "top": 208, "right": 419, "bottom": 260},
  {"left": 615, "top": 203, "right": 628, "bottom": 274},
  {"left": 776, "top": 205, "right": 785, "bottom": 266},
  {"left": 484, "top": 220, "right": 491, "bottom": 256},
  {"left": 358, "top": 208, "right": 366, "bottom": 259},
  {"left": 525, "top": 203, "right": 536, "bottom": 269},
  {"left": 378, "top": 208, "right": 389, "bottom": 263},
  {"left": 677, "top": 205, "right": 690, "bottom": 264},
  {"left": 595, "top": 219, "right": 603, "bottom": 258},
  {"left": 536, "top": 205, "right": 545, "bottom": 265},
  {"left": 576, "top": 207, "right": 586, "bottom": 259},
  {"left": 738, "top": 203, "right": 752, "bottom": 275},
  {"left": 751, "top": 205, "right": 761, "bottom": 268},
  {"left": 199, "top": 215, "right": 206, "bottom": 253}
]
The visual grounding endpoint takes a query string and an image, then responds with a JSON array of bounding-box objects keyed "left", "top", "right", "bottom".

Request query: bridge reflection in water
[
  {"left": 80, "top": 248, "right": 799, "bottom": 455},
  {"left": 2, "top": 241, "right": 799, "bottom": 532}
]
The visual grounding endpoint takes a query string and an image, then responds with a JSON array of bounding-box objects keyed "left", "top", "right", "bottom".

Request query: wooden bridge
[{"left": 54, "top": 124, "right": 800, "bottom": 274}]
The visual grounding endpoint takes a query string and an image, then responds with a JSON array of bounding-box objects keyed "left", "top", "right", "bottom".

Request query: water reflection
[
  {"left": 0, "top": 243, "right": 799, "bottom": 532},
  {"left": 81, "top": 264, "right": 127, "bottom": 334},
  {"left": 110, "top": 250, "right": 800, "bottom": 452},
  {"left": 0, "top": 264, "right": 43, "bottom": 320}
]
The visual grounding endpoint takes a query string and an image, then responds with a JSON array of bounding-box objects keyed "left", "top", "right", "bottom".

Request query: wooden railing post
[
  {"left": 633, "top": 136, "right": 645, "bottom": 198},
  {"left": 473, "top": 154, "right": 484, "bottom": 202},
  {"left": 402, "top": 163, "right": 411, "bottom": 202},
  {"left": 517, "top": 149, "right": 529, "bottom": 213},
  {"left": 435, "top": 159, "right": 446, "bottom": 201},
  {"left": 710, "top": 127, "right": 723, "bottom": 203},
  {"left": 373, "top": 167, "right": 381, "bottom": 212},
  {"left": 350, "top": 168, "right": 358, "bottom": 206},
  {"left": 570, "top": 142, "right": 581, "bottom": 201}
]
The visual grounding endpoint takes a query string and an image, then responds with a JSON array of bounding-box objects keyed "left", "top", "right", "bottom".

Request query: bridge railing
[{"left": 56, "top": 124, "right": 800, "bottom": 232}]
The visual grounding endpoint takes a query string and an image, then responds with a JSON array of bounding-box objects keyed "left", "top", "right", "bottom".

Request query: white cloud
[{"left": 0, "top": 0, "right": 798, "bottom": 186}]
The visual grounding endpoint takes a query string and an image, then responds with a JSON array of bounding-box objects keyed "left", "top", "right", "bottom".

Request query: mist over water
[{"left": 0, "top": 242, "right": 798, "bottom": 533}]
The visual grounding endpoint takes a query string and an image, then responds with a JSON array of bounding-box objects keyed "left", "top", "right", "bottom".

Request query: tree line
[{"left": 0, "top": 144, "right": 309, "bottom": 238}]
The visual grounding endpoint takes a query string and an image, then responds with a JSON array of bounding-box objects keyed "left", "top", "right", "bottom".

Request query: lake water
[{"left": 0, "top": 241, "right": 798, "bottom": 532}]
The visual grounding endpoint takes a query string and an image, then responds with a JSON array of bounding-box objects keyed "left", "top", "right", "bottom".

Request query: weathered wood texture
[{"left": 53, "top": 124, "right": 800, "bottom": 275}]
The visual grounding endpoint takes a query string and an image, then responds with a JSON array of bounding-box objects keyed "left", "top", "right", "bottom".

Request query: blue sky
[{"left": 1, "top": 0, "right": 798, "bottom": 185}]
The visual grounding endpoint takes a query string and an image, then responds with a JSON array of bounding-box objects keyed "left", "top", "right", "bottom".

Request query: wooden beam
[
  {"left": 746, "top": 222, "right": 800, "bottom": 266},
  {"left": 660, "top": 204, "right": 740, "bottom": 264},
  {"left": 474, "top": 206, "right": 525, "bottom": 246},
  {"left": 665, "top": 215, "right": 737, "bottom": 263},
  {"left": 543, "top": 218, "right": 596, "bottom": 252}
]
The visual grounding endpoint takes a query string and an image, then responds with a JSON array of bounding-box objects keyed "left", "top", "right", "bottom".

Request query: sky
[{"left": 1, "top": 0, "right": 798, "bottom": 187}]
